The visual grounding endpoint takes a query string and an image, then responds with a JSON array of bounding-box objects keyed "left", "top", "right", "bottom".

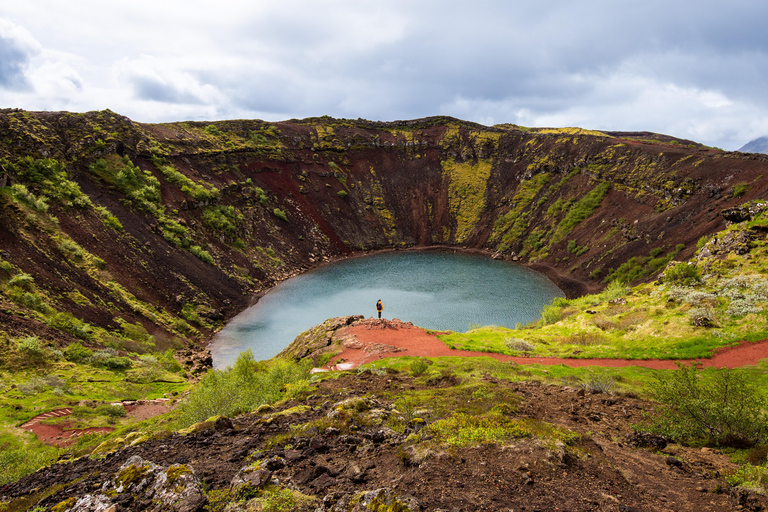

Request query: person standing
[{"left": 376, "top": 299, "right": 383, "bottom": 319}]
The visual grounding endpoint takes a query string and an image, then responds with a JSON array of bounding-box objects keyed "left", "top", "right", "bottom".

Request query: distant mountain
[{"left": 738, "top": 136, "right": 768, "bottom": 154}]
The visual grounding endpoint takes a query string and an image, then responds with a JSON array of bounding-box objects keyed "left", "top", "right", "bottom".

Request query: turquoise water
[{"left": 209, "top": 251, "right": 564, "bottom": 368}]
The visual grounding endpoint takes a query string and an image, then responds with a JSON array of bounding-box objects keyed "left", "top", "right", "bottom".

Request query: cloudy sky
[{"left": 1, "top": 1, "right": 767, "bottom": 150}]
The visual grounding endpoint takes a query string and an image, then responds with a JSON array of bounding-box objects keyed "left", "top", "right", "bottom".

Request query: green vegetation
[
  {"left": 442, "top": 158, "right": 492, "bottom": 243},
  {"left": 605, "top": 244, "right": 686, "bottom": 284},
  {"left": 176, "top": 351, "right": 309, "bottom": 427},
  {"left": 733, "top": 182, "right": 749, "bottom": 198},
  {"left": 645, "top": 363, "right": 768, "bottom": 447},
  {"left": 492, "top": 173, "right": 550, "bottom": 251},
  {"left": 552, "top": 181, "right": 610, "bottom": 243},
  {"left": 0, "top": 343, "right": 189, "bottom": 484},
  {"left": 7, "top": 157, "right": 93, "bottom": 209},
  {"left": 202, "top": 205, "right": 243, "bottom": 237},
  {"left": 273, "top": 208, "right": 288, "bottom": 222},
  {"left": 154, "top": 159, "right": 219, "bottom": 202}
]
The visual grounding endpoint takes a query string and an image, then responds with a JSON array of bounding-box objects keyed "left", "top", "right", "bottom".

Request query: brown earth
[
  {"left": 2, "top": 371, "right": 761, "bottom": 511},
  {"left": 323, "top": 318, "right": 768, "bottom": 371}
]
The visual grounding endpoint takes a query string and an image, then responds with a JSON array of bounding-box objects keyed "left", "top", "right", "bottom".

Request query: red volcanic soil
[
  {"left": 324, "top": 318, "right": 768, "bottom": 371},
  {"left": 21, "top": 400, "right": 172, "bottom": 447}
]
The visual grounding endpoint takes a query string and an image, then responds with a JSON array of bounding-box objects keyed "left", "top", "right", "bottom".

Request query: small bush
[
  {"left": 20, "top": 291, "right": 52, "bottom": 314},
  {"left": 646, "top": 363, "right": 768, "bottom": 447},
  {"left": 176, "top": 351, "right": 309, "bottom": 427},
  {"left": 96, "top": 404, "right": 127, "bottom": 418},
  {"left": 663, "top": 262, "right": 701, "bottom": 286},
  {"left": 64, "top": 342, "right": 94, "bottom": 363},
  {"left": 190, "top": 245, "right": 214, "bottom": 264},
  {"left": 8, "top": 273, "right": 35, "bottom": 291},
  {"left": 409, "top": 358, "right": 430, "bottom": 376},
  {"left": 273, "top": 208, "right": 288, "bottom": 222},
  {"left": 103, "top": 212, "right": 123, "bottom": 231},
  {"left": 48, "top": 312, "right": 92, "bottom": 339},
  {"left": 103, "top": 356, "right": 131, "bottom": 370},
  {"left": 204, "top": 124, "right": 222, "bottom": 136},
  {"left": 579, "top": 371, "right": 614, "bottom": 394},
  {"left": 505, "top": 338, "right": 534, "bottom": 352},
  {"left": 16, "top": 336, "right": 45, "bottom": 362},
  {"left": 733, "top": 182, "right": 749, "bottom": 198},
  {"left": 725, "top": 464, "right": 768, "bottom": 492}
]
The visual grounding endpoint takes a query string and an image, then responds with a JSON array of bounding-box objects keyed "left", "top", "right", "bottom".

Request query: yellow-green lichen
[{"left": 116, "top": 463, "right": 152, "bottom": 489}]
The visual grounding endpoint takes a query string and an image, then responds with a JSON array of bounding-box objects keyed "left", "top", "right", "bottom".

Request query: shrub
[
  {"left": 663, "top": 262, "right": 701, "bottom": 286},
  {"left": 733, "top": 182, "right": 749, "bottom": 198},
  {"left": 337, "top": 190, "right": 348, "bottom": 199},
  {"left": 91, "top": 347, "right": 117, "bottom": 359},
  {"left": 598, "top": 282, "right": 628, "bottom": 304},
  {"left": 579, "top": 371, "right": 614, "bottom": 394},
  {"left": 539, "top": 297, "right": 569, "bottom": 325},
  {"left": 101, "top": 211, "right": 123, "bottom": 231},
  {"left": 20, "top": 291, "right": 51, "bottom": 314},
  {"left": 48, "top": 312, "right": 92, "bottom": 339},
  {"left": 273, "top": 208, "right": 288, "bottom": 222},
  {"left": 96, "top": 404, "right": 127, "bottom": 418},
  {"left": 203, "top": 124, "right": 222, "bottom": 136},
  {"left": 725, "top": 464, "right": 768, "bottom": 494},
  {"left": 409, "top": 358, "right": 430, "bottom": 376},
  {"left": 646, "top": 363, "right": 768, "bottom": 447},
  {"left": 505, "top": 338, "right": 534, "bottom": 352},
  {"left": 16, "top": 336, "right": 45, "bottom": 362},
  {"left": 103, "top": 356, "right": 131, "bottom": 370},
  {"left": 176, "top": 351, "right": 309, "bottom": 427},
  {"left": 202, "top": 205, "right": 242, "bottom": 235},
  {"left": 8, "top": 272, "right": 35, "bottom": 291},
  {"left": 190, "top": 245, "right": 214, "bottom": 264},
  {"left": 64, "top": 342, "right": 94, "bottom": 362}
]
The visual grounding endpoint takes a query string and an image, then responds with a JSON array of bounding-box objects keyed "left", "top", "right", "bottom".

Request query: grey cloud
[
  {"left": 130, "top": 74, "right": 204, "bottom": 105},
  {"left": 0, "top": 35, "right": 32, "bottom": 90}
]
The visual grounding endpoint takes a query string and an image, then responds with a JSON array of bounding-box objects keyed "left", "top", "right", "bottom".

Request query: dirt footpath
[{"left": 323, "top": 318, "right": 768, "bottom": 371}]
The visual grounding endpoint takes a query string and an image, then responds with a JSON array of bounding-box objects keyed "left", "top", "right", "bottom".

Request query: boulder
[
  {"left": 64, "top": 456, "right": 206, "bottom": 512},
  {"left": 230, "top": 466, "right": 273, "bottom": 496}
]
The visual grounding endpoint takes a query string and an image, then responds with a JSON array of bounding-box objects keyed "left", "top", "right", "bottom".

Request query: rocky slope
[
  {"left": 2, "top": 367, "right": 760, "bottom": 512},
  {"left": 2, "top": 109, "right": 768, "bottom": 351}
]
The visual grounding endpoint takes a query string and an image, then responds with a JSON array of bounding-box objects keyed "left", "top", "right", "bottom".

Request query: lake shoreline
[{"left": 207, "top": 246, "right": 583, "bottom": 366}]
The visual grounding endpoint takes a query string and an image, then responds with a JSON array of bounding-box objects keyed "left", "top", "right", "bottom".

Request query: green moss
[
  {"left": 552, "top": 182, "right": 610, "bottom": 243},
  {"left": 442, "top": 158, "right": 492, "bottom": 243},
  {"left": 166, "top": 463, "right": 192, "bottom": 486},
  {"left": 116, "top": 463, "right": 153, "bottom": 488},
  {"left": 51, "top": 497, "right": 77, "bottom": 512},
  {"left": 492, "top": 173, "right": 550, "bottom": 251}
]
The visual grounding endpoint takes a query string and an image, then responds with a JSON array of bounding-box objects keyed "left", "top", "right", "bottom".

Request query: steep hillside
[{"left": 2, "top": 109, "right": 768, "bottom": 353}]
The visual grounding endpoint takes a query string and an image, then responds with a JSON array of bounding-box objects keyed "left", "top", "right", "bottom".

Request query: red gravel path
[
  {"left": 20, "top": 400, "right": 172, "bottom": 447},
  {"left": 325, "top": 319, "right": 768, "bottom": 371}
]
